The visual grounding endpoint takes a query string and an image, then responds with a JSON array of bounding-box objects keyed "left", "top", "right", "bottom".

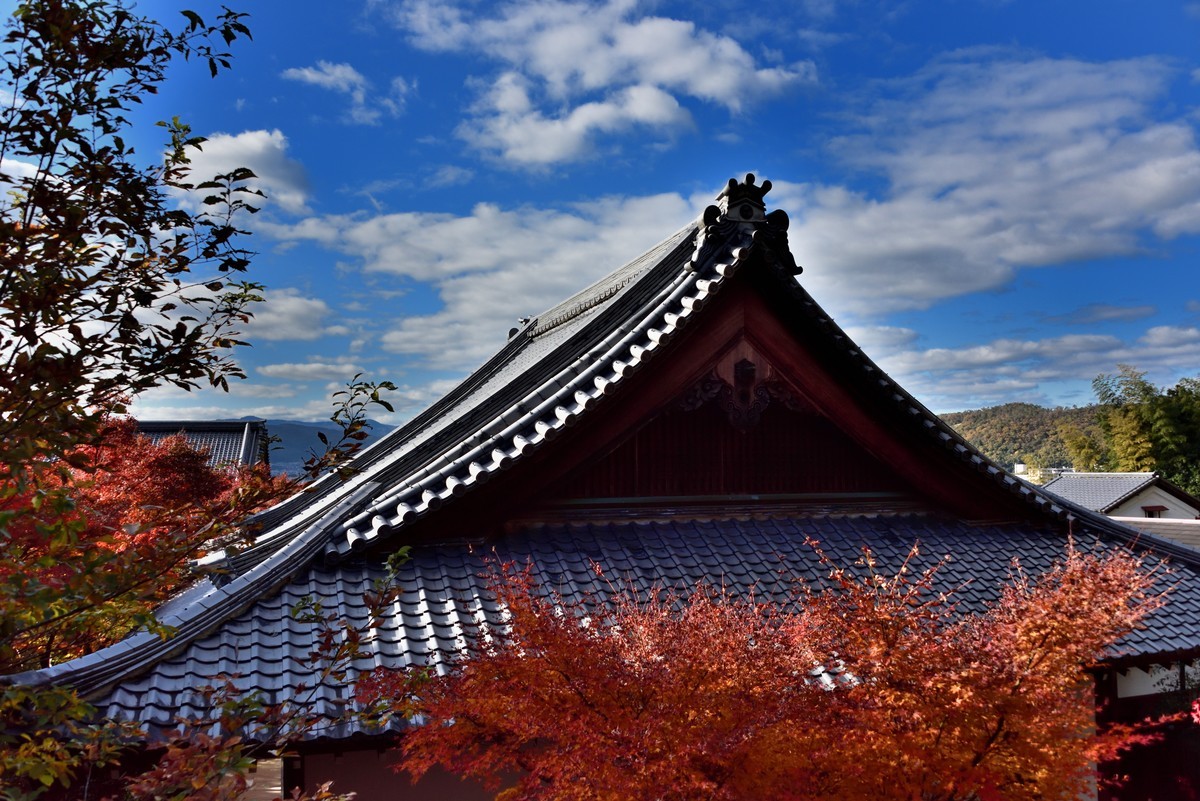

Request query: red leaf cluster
[
  {"left": 359, "top": 543, "right": 1165, "bottom": 801},
  {"left": 0, "top": 417, "right": 294, "bottom": 668}
]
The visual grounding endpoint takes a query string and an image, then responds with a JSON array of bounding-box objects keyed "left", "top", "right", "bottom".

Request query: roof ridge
[{"left": 529, "top": 222, "right": 699, "bottom": 338}]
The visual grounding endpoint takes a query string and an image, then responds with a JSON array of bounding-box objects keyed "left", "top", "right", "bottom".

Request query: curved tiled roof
[
  {"left": 11, "top": 175, "right": 1200, "bottom": 739},
  {"left": 91, "top": 514, "right": 1200, "bottom": 740},
  {"left": 1042, "top": 472, "right": 1159, "bottom": 512}
]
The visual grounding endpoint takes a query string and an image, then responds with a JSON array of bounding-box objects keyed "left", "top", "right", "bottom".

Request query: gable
[
  {"left": 542, "top": 332, "right": 913, "bottom": 504},
  {"left": 409, "top": 275, "right": 1044, "bottom": 537},
  {"left": 548, "top": 399, "right": 909, "bottom": 500},
  {"left": 1109, "top": 485, "right": 1200, "bottom": 519}
]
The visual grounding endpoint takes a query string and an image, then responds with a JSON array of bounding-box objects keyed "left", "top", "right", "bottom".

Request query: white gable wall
[{"left": 1109, "top": 486, "right": 1200, "bottom": 519}]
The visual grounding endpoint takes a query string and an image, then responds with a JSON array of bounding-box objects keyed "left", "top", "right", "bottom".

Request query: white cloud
[
  {"left": 427, "top": 165, "right": 475, "bottom": 188},
  {"left": 1137, "top": 325, "right": 1200, "bottom": 349},
  {"left": 243, "top": 288, "right": 347, "bottom": 342},
  {"left": 255, "top": 50, "right": 1200, "bottom": 412},
  {"left": 257, "top": 360, "right": 365, "bottom": 381},
  {"left": 283, "top": 60, "right": 367, "bottom": 94},
  {"left": 131, "top": 398, "right": 347, "bottom": 422},
  {"left": 181, "top": 129, "right": 311, "bottom": 215},
  {"left": 460, "top": 74, "right": 691, "bottom": 165},
  {"left": 281, "top": 61, "right": 410, "bottom": 125},
  {"left": 770, "top": 54, "right": 1200, "bottom": 315},
  {"left": 264, "top": 191, "right": 698, "bottom": 369},
  {"left": 0, "top": 157, "right": 38, "bottom": 181},
  {"left": 127, "top": 382, "right": 314, "bottom": 420},
  {"left": 383, "top": 0, "right": 814, "bottom": 164},
  {"left": 841, "top": 325, "right": 919, "bottom": 355},
  {"left": 874, "top": 326, "right": 1200, "bottom": 412}
]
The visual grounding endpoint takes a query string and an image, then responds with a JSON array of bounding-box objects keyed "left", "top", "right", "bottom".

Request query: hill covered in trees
[{"left": 940, "top": 402, "right": 1102, "bottom": 471}]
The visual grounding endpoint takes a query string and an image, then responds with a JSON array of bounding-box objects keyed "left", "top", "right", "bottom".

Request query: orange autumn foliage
[
  {"left": 358, "top": 543, "right": 1165, "bottom": 801},
  {"left": 0, "top": 417, "right": 294, "bottom": 669}
]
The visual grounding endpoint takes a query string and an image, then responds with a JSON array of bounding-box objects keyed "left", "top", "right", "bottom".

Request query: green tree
[
  {"left": 941, "top": 402, "right": 1100, "bottom": 471},
  {"left": 1056, "top": 420, "right": 1105, "bottom": 472},
  {"left": 1084, "top": 365, "right": 1200, "bottom": 493}
]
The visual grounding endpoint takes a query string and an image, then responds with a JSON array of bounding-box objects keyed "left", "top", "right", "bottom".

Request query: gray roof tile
[
  {"left": 1042, "top": 472, "right": 1158, "bottom": 511},
  {"left": 81, "top": 514, "right": 1200, "bottom": 740},
  {"left": 137, "top": 420, "right": 269, "bottom": 468}
]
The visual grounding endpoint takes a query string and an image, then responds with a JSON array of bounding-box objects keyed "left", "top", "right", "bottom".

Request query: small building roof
[
  {"left": 136, "top": 420, "right": 270, "bottom": 470},
  {"left": 1042, "top": 472, "right": 1200, "bottom": 513}
]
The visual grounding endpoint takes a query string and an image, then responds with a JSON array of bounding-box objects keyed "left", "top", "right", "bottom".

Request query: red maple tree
[
  {"left": 358, "top": 543, "right": 1166, "bottom": 801},
  {"left": 0, "top": 417, "right": 293, "bottom": 669}
]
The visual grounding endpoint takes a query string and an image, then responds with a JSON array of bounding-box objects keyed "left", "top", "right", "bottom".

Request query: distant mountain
[
  {"left": 233, "top": 418, "right": 396, "bottom": 477},
  {"left": 939, "top": 402, "right": 1102, "bottom": 471}
]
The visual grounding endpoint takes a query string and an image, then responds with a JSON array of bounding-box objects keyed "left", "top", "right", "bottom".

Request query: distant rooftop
[
  {"left": 136, "top": 420, "right": 269, "bottom": 470},
  {"left": 1042, "top": 472, "right": 1172, "bottom": 513}
]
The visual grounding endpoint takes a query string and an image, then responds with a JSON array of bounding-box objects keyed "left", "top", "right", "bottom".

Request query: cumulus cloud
[
  {"left": 460, "top": 74, "right": 691, "bottom": 165},
  {"left": 841, "top": 325, "right": 919, "bottom": 355},
  {"left": 258, "top": 49, "right": 1200, "bottom": 411},
  {"left": 181, "top": 129, "right": 311, "bottom": 215},
  {"left": 130, "top": 396, "right": 352, "bottom": 422},
  {"left": 0, "top": 157, "right": 38, "bottom": 182},
  {"left": 874, "top": 326, "right": 1200, "bottom": 412},
  {"left": 127, "top": 381, "right": 313, "bottom": 421},
  {"left": 264, "top": 191, "right": 699, "bottom": 369},
  {"left": 382, "top": 0, "right": 814, "bottom": 165},
  {"left": 257, "top": 360, "right": 365, "bottom": 381},
  {"left": 281, "top": 61, "right": 411, "bottom": 125},
  {"left": 242, "top": 288, "right": 348, "bottom": 342},
  {"left": 771, "top": 53, "right": 1200, "bottom": 315}
]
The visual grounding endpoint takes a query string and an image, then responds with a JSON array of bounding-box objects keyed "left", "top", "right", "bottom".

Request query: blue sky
[{"left": 111, "top": 0, "right": 1200, "bottom": 422}]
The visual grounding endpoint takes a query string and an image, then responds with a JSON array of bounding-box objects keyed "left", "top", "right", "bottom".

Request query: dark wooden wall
[{"left": 548, "top": 400, "right": 909, "bottom": 501}]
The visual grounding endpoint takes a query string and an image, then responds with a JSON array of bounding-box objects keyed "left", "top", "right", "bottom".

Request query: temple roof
[
  {"left": 12, "top": 175, "right": 1200, "bottom": 741},
  {"left": 99, "top": 515, "right": 1200, "bottom": 741}
]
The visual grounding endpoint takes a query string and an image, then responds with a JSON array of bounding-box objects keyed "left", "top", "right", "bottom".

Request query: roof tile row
[{"left": 93, "top": 514, "right": 1200, "bottom": 741}]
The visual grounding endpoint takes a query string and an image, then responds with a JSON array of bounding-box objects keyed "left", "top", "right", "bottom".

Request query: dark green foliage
[
  {"left": 943, "top": 369, "right": 1200, "bottom": 497},
  {"left": 940, "top": 403, "right": 1102, "bottom": 471},
  {"left": 1089, "top": 366, "right": 1200, "bottom": 495}
]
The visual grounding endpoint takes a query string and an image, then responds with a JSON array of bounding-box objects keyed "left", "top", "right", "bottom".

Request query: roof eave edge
[
  {"left": 333, "top": 217, "right": 768, "bottom": 557},
  {"left": 4, "top": 482, "right": 382, "bottom": 698}
]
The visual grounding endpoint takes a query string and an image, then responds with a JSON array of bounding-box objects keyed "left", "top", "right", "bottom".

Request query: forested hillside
[{"left": 940, "top": 402, "right": 1102, "bottom": 470}]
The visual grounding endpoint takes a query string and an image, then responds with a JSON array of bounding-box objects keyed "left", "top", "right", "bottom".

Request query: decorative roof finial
[
  {"left": 692, "top": 173, "right": 800, "bottom": 276},
  {"left": 716, "top": 173, "right": 773, "bottom": 221}
]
